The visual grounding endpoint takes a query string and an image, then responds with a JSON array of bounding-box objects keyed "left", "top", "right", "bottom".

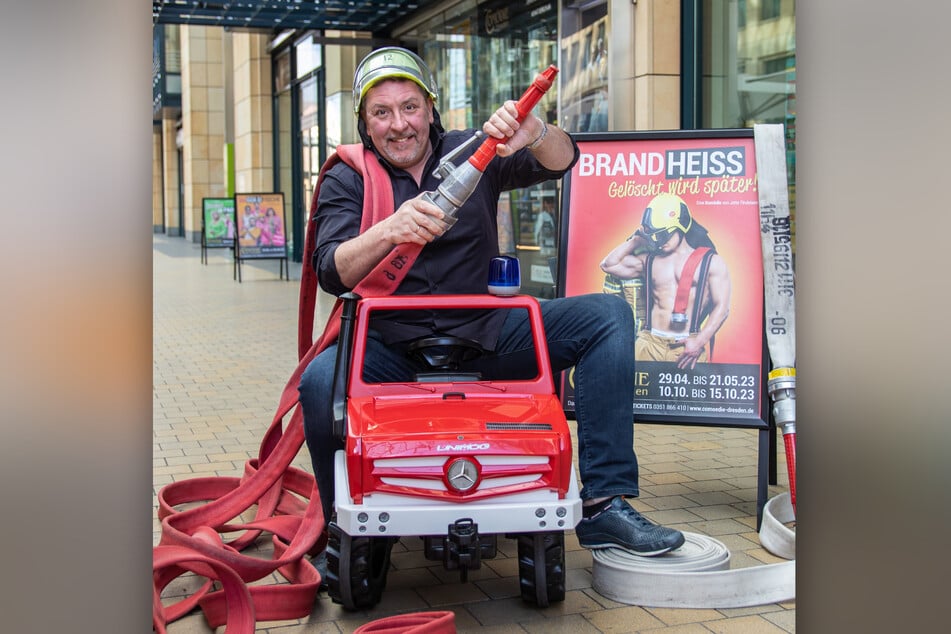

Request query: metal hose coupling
[
  {"left": 767, "top": 367, "right": 796, "bottom": 433},
  {"left": 421, "top": 131, "right": 486, "bottom": 228}
]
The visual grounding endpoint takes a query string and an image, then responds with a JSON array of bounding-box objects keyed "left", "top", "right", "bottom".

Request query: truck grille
[{"left": 372, "top": 454, "right": 550, "bottom": 495}]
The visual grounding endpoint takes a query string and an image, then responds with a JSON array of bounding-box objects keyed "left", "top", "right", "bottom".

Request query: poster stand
[
  {"left": 233, "top": 192, "right": 289, "bottom": 283},
  {"left": 558, "top": 129, "right": 781, "bottom": 526},
  {"left": 200, "top": 197, "right": 237, "bottom": 265}
]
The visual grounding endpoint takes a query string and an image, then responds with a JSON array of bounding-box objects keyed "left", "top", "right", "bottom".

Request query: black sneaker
[{"left": 575, "top": 496, "right": 685, "bottom": 556}]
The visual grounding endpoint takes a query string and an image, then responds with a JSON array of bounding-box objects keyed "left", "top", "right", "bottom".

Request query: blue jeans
[{"left": 298, "top": 293, "right": 640, "bottom": 522}]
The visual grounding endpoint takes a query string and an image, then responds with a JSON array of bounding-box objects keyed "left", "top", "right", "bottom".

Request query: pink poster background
[{"left": 563, "top": 135, "right": 763, "bottom": 367}]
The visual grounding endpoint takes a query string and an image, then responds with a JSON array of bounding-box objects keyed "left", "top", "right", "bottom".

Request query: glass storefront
[
  {"left": 559, "top": 0, "right": 609, "bottom": 134},
  {"left": 299, "top": 71, "right": 322, "bottom": 259},
  {"left": 274, "top": 50, "right": 295, "bottom": 259},
  {"left": 272, "top": 33, "right": 332, "bottom": 263},
  {"left": 399, "top": 0, "right": 561, "bottom": 298},
  {"left": 700, "top": 0, "right": 796, "bottom": 234},
  {"left": 263, "top": 0, "right": 795, "bottom": 268}
]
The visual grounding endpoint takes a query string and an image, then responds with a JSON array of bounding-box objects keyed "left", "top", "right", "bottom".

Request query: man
[
  {"left": 299, "top": 47, "right": 684, "bottom": 559},
  {"left": 206, "top": 210, "right": 227, "bottom": 240},
  {"left": 600, "top": 193, "right": 732, "bottom": 370}
]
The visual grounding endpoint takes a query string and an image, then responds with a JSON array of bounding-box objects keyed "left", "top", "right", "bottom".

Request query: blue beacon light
[{"left": 487, "top": 255, "right": 520, "bottom": 296}]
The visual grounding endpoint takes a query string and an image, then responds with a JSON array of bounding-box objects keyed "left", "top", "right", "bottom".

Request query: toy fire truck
[{"left": 325, "top": 292, "right": 582, "bottom": 610}]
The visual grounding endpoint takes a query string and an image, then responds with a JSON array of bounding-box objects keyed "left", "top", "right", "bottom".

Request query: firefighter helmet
[
  {"left": 352, "top": 47, "right": 438, "bottom": 114},
  {"left": 636, "top": 193, "right": 693, "bottom": 251}
]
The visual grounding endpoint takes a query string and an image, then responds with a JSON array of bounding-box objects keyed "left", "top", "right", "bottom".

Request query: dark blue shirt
[{"left": 313, "top": 124, "right": 579, "bottom": 350}]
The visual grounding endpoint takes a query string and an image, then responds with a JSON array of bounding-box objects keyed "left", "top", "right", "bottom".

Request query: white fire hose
[
  {"left": 592, "top": 125, "right": 796, "bottom": 608},
  {"left": 592, "top": 493, "right": 795, "bottom": 608}
]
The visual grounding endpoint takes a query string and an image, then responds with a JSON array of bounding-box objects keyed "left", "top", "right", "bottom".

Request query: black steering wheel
[{"left": 405, "top": 336, "right": 486, "bottom": 371}]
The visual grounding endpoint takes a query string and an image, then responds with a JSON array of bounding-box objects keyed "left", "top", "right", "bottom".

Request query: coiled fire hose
[{"left": 754, "top": 123, "right": 797, "bottom": 514}]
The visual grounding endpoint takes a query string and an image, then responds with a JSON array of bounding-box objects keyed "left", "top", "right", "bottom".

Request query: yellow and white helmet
[
  {"left": 636, "top": 193, "right": 693, "bottom": 250},
  {"left": 352, "top": 47, "right": 438, "bottom": 114}
]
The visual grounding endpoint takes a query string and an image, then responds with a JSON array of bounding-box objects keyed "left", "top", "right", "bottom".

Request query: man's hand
[
  {"left": 483, "top": 101, "right": 544, "bottom": 157},
  {"left": 383, "top": 194, "right": 450, "bottom": 245},
  {"left": 677, "top": 337, "right": 706, "bottom": 370},
  {"left": 333, "top": 194, "right": 448, "bottom": 288}
]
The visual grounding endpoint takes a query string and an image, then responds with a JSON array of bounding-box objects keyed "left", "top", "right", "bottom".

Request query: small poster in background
[
  {"left": 235, "top": 193, "right": 287, "bottom": 259},
  {"left": 202, "top": 198, "right": 236, "bottom": 248}
]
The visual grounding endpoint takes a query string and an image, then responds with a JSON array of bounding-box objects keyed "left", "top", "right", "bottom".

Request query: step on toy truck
[{"left": 325, "top": 292, "right": 582, "bottom": 610}]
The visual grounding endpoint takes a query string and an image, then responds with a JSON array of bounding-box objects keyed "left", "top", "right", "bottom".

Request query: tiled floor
[{"left": 153, "top": 234, "right": 795, "bottom": 632}]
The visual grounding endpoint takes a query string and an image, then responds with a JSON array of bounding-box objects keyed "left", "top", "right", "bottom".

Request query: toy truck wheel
[
  {"left": 516, "top": 531, "right": 566, "bottom": 607},
  {"left": 326, "top": 522, "right": 396, "bottom": 610}
]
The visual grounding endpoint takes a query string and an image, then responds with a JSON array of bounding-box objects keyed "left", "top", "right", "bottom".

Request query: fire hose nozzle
[
  {"left": 421, "top": 65, "right": 559, "bottom": 226},
  {"left": 767, "top": 367, "right": 796, "bottom": 431},
  {"left": 422, "top": 159, "right": 485, "bottom": 226}
]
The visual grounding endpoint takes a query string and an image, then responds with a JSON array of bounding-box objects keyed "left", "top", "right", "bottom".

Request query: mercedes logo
[{"left": 446, "top": 458, "right": 479, "bottom": 492}]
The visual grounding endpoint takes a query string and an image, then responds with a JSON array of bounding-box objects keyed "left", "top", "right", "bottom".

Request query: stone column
[
  {"left": 180, "top": 25, "right": 226, "bottom": 242},
  {"left": 231, "top": 32, "right": 273, "bottom": 194},
  {"left": 632, "top": 0, "right": 681, "bottom": 130}
]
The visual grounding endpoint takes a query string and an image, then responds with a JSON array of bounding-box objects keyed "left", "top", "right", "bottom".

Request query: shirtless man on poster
[{"left": 599, "top": 193, "right": 731, "bottom": 370}]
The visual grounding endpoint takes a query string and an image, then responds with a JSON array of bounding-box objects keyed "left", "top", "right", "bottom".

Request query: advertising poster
[
  {"left": 202, "top": 197, "right": 236, "bottom": 248},
  {"left": 234, "top": 193, "right": 287, "bottom": 259},
  {"left": 559, "top": 131, "right": 767, "bottom": 427}
]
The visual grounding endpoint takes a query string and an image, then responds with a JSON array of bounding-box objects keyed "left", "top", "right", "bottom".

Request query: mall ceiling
[{"left": 152, "top": 0, "right": 429, "bottom": 35}]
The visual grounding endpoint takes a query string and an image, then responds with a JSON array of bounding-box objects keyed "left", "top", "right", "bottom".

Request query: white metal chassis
[{"left": 333, "top": 450, "right": 582, "bottom": 537}]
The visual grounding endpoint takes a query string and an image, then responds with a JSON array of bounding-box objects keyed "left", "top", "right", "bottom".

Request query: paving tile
[
  {"left": 371, "top": 587, "right": 432, "bottom": 613},
  {"left": 565, "top": 566, "right": 593, "bottom": 591},
  {"left": 415, "top": 581, "right": 492, "bottom": 607},
  {"left": 465, "top": 596, "right": 548, "bottom": 626},
  {"left": 681, "top": 458, "right": 732, "bottom": 471},
  {"left": 646, "top": 606, "right": 724, "bottom": 626},
  {"left": 716, "top": 604, "right": 785, "bottom": 618},
  {"left": 687, "top": 504, "right": 747, "bottom": 521},
  {"left": 566, "top": 548, "right": 594, "bottom": 570},
  {"left": 684, "top": 518, "right": 751, "bottom": 536},
  {"left": 703, "top": 614, "right": 788, "bottom": 633},
  {"left": 641, "top": 472, "right": 696, "bottom": 485},
  {"left": 640, "top": 624, "right": 713, "bottom": 633},
  {"left": 709, "top": 533, "right": 763, "bottom": 553},
  {"left": 647, "top": 508, "right": 706, "bottom": 525},
  {"left": 637, "top": 483, "right": 699, "bottom": 498},
  {"left": 482, "top": 555, "right": 519, "bottom": 579},
  {"left": 682, "top": 491, "right": 744, "bottom": 506},
  {"left": 723, "top": 550, "right": 763, "bottom": 569},
  {"left": 679, "top": 479, "right": 733, "bottom": 494},
  {"left": 639, "top": 495, "right": 700, "bottom": 511},
  {"left": 639, "top": 451, "right": 687, "bottom": 464},
  {"left": 679, "top": 440, "right": 724, "bottom": 451},
  {"left": 428, "top": 562, "right": 503, "bottom": 584},
  {"left": 522, "top": 612, "right": 602, "bottom": 633},
  {"left": 474, "top": 575, "right": 521, "bottom": 600},
  {"left": 583, "top": 605, "right": 667, "bottom": 632},
  {"left": 543, "top": 589, "right": 604, "bottom": 616},
  {"left": 385, "top": 565, "right": 442, "bottom": 590}
]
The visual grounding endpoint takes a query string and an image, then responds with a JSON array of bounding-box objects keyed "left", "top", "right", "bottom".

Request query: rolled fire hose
[
  {"left": 754, "top": 123, "right": 798, "bottom": 513},
  {"left": 592, "top": 124, "right": 797, "bottom": 608}
]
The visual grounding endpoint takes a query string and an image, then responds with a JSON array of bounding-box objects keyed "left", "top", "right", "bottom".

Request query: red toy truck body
[{"left": 326, "top": 293, "right": 581, "bottom": 610}]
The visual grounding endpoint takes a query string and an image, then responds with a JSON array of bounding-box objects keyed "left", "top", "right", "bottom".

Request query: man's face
[
  {"left": 361, "top": 79, "right": 434, "bottom": 171},
  {"left": 656, "top": 230, "right": 684, "bottom": 255},
  {"left": 637, "top": 226, "right": 683, "bottom": 255}
]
